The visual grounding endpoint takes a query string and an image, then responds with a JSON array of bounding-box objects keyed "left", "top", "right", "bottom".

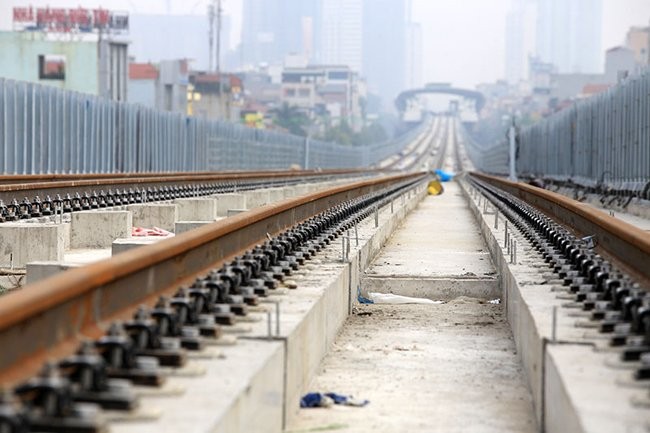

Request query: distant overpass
[{"left": 395, "top": 84, "right": 486, "bottom": 115}]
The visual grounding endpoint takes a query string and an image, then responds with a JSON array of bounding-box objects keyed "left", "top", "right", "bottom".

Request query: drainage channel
[{"left": 286, "top": 179, "right": 537, "bottom": 433}]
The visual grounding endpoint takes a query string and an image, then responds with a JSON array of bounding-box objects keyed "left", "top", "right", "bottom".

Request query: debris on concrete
[
  {"left": 288, "top": 303, "right": 536, "bottom": 433},
  {"left": 427, "top": 179, "right": 444, "bottom": 196},
  {"left": 434, "top": 169, "right": 454, "bottom": 182},
  {"left": 300, "top": 393, "right": 369, "bottom": 408},
  {"left": 368, "top": 292, "right": 444, "bottom": 304},
  {"left": 357, "top": 286, "right": 374, "bottom": 304},
  {"left": 132, "top": 227, "right": 174, "bottom": 237}
]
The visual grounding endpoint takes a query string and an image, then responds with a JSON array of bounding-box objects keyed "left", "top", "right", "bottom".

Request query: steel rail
[
  {"left": 0, "top": 169, "right": 380, "bottom": 219},
  {"left": 0, "top": 169, "right": 372, "bottom": 195},
  {"left": 0, "top": 172, "right": 426, "bottom": 386},
  {"left": 471, "top": 172, "right": 650, "bottom": 286},
  {"left": 0, "top": 168, "right": 374, "bottom": 185}
]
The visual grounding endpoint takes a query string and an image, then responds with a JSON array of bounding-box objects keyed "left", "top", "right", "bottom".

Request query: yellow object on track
[{"left": 427, "top": 179, "right": 444, "bottom": 195}]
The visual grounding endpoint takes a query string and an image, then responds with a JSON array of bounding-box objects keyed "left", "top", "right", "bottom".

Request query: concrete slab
[
  {"left": 266, "top": 187, "right": 287, "bottom": 203},
  {"left": 292, "top": 185, "right": 311, "bottom": 197},
  {"left": 214, "top": 193, "right": 246, "bottom": 217},
  {"left": 0, "top": 223, "right": 64, "bottom": 268},
  {"left": 244, "top": 189, "right": 271, "bottom": 209},
  {"left": 362, "top": 276, "right": 499, "bottom": 300},
  {"left": 363, "top": 181, "right": 498, "bottom": 300},
  {"left": 282, "top": 186, "right": 297, "bottom": 199},
  {"left": 25, "top": 249, "right": 111, "bottom": 284},
  {"left": 174, "top": 198, "right": 218, "bottom": 221},
  {"left": 70, "top": 211, "right": 132, "bottom": 249},
  {"left": 175, "top": 221, "right": 210, "bottom": 235},
  {"left": 112, "top": 236, "right": 170, "bottom": 255},
  {"left": 64, "top": 248, "right": 112, "bottom": 264},
  {"left": 25, "top": 261, "right": 82, "bottom": 285},
  {"left": 227, "top": 209, "right": 247, "bottom": 217},
  {"left": 127, "top": 203, "right": 178, "bottom": 232},
  {"left": 286, "top": 303, "right": 536, "bottom": 433},
  {"left": 112, "top": 340, "right": 285, "bottom": 433}
]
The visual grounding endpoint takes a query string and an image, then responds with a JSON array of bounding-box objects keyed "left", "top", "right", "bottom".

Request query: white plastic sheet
[{"left": 368, "top": 292, "right": 445, "bottom": 304}]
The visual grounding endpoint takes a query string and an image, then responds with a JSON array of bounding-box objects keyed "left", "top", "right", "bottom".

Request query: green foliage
[
  {"left": 270, "top": 103, "right": 309, "bottom": 136},
  {"left": 320, "top": 120, "right": 388, "bottom": 146}
]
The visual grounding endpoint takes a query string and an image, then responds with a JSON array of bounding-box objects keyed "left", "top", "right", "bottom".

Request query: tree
[{"left": 271, "top": 103, "right": 309, "bottom": 136}]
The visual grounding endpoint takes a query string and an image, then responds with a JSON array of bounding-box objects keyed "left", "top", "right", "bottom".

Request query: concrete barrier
[
  {"left": 175, "top": 198, "right": 218, "bottom": 221},
  {"left": 175, "top": 221, "right": 212, "bottom": 235},
  {"left": 25, "top": 261, "right": 81, "bottom": 285},
  {"left": 127, "top": 204, "right": 178, "bottom": 232},
  {"left": 0, "top": 224, "right": 64, "bottom": 268},
  {"left": 214, "top": 194, "right": 246, "bottom": 217},
  {"left": 70, "top": 211, "right": 132, "bottom": 249},
  {"left": 244, "top": 190, "right": 271, "bottom": 209},
  {"left": 112, "top": 236, "right": 169, "bottom": 255}
]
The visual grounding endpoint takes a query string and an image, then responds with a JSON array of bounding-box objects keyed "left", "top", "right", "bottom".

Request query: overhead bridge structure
[{"left": 395, "top": 84, "right": 487, "bottom": 115}]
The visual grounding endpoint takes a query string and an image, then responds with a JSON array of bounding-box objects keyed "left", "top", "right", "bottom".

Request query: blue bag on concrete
[{"left": 434, "top": 169, "right": 454, "bottom": 182}]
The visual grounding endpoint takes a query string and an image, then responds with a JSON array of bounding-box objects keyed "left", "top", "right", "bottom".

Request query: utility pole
[
  {"left": 208, "top": 2, "right": 215, "bottom": 71},
  {"left": 216, "top": 0, "right": 225, "bottom": 119},
  {"left": 508, "top": 116, "right": 518, "bottom": 182}
]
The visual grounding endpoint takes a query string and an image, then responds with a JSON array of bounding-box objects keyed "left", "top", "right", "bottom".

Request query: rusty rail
[
  {"left": 471, "top": 172, "right": 650, "bottom": 286},
  {"left": 0, "top": 168, "right": 373, "bottom": 185},
  {"left": 0, "top": 169, "right": 373, "bottom": 198},
  {"left": 0, "top": 172, "right": 425, "bottom": 386}
]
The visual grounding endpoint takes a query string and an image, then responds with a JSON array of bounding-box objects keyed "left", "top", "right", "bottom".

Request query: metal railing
[
  {"left": 466, "top": 69, "right": 650, "bottom": 191},
  {"left": 0, "top": 78, "right": 428, "bottom": 174}
]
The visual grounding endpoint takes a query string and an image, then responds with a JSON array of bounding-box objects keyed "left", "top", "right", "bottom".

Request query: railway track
[
  {"left": 466, "top": 171, "right": 650, "bottom": 431},
  {"left": 1, "top": 114, "right": 648, "bottom": 432},
  {"left": 0, "top": 169, "right": 377, "bottom": 222},
  {"left": 0, "top": 171, "right": 426, "bottom": 432}
]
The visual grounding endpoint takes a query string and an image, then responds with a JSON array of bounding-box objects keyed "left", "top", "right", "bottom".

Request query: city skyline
[{"left": 0, "top": 0, "right": 649, "bottom": 90}]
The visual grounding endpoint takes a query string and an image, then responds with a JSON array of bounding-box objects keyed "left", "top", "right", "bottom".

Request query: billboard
[{"left": 12, "top": 7, "right": 129, "bottom": 34}]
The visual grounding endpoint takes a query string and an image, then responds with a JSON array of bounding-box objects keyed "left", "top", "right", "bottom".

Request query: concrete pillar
[
  {"left": 282, "top": 187, "right": 297, "bottom": 199},
  {"left": 293, "top": 185, "right": 311, "bottom": 196},
  {"left": 214, "top": 194, "right": 246, "bottom": 217},
  {"left": 126, "top": 204, "right": 178, "bottom": 232},
  {"left": 175, "top": 198, "right": 218, "bottom": 221},
  {"left": 0, "top": 224, "right": 65, "bottom": 268},
  {"left": 70, "top": 211, "right": 132, "bottom": 249},
  {"left": 244, "top": 189, "right": 271, "bottom": 209},
  {"left": 25, "top": 261, "right": 81, "bottom": 285},
  {"left": 266, "top": 187, "right": 286, "bottom": 203},
  {"left": 175, "top": 221, "right": 215, "bottom": 235},
  {"left": 112, "top": 236, "right": 166, "bottom": 255}
]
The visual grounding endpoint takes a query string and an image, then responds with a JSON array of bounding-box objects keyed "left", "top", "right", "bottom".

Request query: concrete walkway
[
  {"left": 363, "top": 182, "right": 498, "bottom": 300},
  {"left": 286, "top": 181, "right": 537, "bottom": 433}
]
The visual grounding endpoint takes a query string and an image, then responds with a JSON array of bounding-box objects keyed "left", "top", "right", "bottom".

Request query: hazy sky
[{"left": 1, "top": 0, "right": 649, "bottom": 88}]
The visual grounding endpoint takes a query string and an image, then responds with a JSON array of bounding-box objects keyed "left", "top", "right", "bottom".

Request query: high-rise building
[
  {"left": 321, "top": 0, "right": 363, "bottom": 72},
  {"left": 536, "top": 0, "right": 602, "bottom": 73},
  {"left": 362, "top": 0, "right": 408, "bottom": 108},
  {"left": 625, "top": 26, "right": 649, "bottom": 66},
  {"left": 405, "top": 0, "right": 422, "bottom": 90},
  {"left": 240, "top": 0, "right": 282, "bottom": 67},
  {"left": 405, "top": 20, "right": 423, "bottom": 90},
  {"left": 240, "top": 0, "right": 321, "bottom": 68},
  {"left": 504, "top": 0, "right": 536, "bottom": 84}
]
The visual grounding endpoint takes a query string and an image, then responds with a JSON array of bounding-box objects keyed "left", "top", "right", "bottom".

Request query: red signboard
[{"left": 12, "top": 7, "right": 128, "bottom": 33}]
